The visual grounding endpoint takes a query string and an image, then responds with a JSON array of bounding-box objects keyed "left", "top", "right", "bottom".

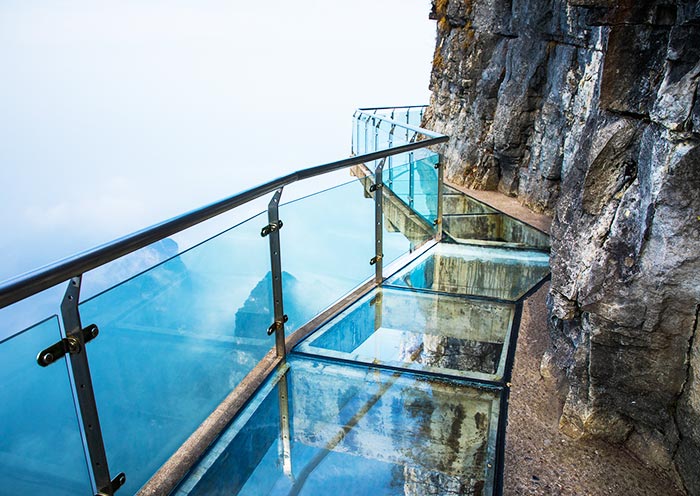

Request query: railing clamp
[
  {"left": 96, "top": 472, "right": 126, "bottom": 496},
  {"left": 369, "top": 183, "right": 382, "bottom": 193},
  {"left": 369, "top": 255, "right": 383, "bottom": 266},
  {"left": 37, "top": 323, "right": 100, "bottom": 367},
  {"left": 268, "top": 315, "right": 289, "bottom": 336},
  {"left": 433, "top": 218, "right": 441, "bottom": 226},
  {"left": 434, "top": 163, "right": 441, "bottom": 169},
  {"left": 261, "top": 220, "right": 283, "bottom": 237}
]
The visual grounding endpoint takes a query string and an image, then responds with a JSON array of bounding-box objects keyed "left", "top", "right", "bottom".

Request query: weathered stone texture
[{"left": 426, "top": 0, "right": 700, "bottom": 493}]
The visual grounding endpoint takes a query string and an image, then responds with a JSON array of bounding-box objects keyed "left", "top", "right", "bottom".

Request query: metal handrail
[
  {"left": 358, "top": 105, "right": 427, "bottom": 111},
  {"left": 0, "top": 133, "right": 448, "bottom": 310},
  {"left": 354, "top": 109, "right": 439, "bottom": 138}
]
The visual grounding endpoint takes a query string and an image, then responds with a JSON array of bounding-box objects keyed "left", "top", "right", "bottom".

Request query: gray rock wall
[{"left": 425, "top": 0, "right": 700, "bottom": 493}]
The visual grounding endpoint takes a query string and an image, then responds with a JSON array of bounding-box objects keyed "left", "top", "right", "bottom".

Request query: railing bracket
[
  {"left": 96, "top": 472, "right": 126, "bottom": 496},
  {"left": 369, "top": 255, "right": 383, "bottom": 266},
  {"left": 261, "top": 220, "right": 283, "bottom": 237},
  {"left": 37, "top": 324, "right": 100, "bottom": 367},
  {"left": 268, "top": 315, "right": 289, "bottom": 336},
  {"left": 369, "top": 183, "right": 382, "bottom": 193}
]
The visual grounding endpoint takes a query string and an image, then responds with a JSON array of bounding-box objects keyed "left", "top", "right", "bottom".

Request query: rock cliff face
[{"left": 424, "top": 1, "right": 700, "bottom": 493}]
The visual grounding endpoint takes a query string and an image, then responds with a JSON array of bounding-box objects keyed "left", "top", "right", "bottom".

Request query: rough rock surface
[
  {"left": 506, "top": 284, "right": 685, "bottom": 496},
  {"left": 425, "top": 0, "right": 700, "bottom": 493}
]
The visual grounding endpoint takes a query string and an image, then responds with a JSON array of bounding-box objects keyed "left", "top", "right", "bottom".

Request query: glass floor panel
[
  {"left": 296, "top": 288, "right": 515, "bottom": 382},
  {"left": 385, "top": 243, "right": 549, "bottom": 301},
  {"left": 438, "top": 187, "right": 551, "bottom": 250},
  {"left": 176, "top": 357, "right": 501, "bottom": 496}
]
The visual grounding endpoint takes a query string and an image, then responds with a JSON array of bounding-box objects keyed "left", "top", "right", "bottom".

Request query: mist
[{"left": 0, "top": 0, "right": 435, "bottom": 338}]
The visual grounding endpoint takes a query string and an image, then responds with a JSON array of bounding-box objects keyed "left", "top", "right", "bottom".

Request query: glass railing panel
[
  {"left": 296, "top": 287, "right": 516, "bottom": 382},
  {"left": 374, "top": 119, "right": 401, "bottom": 153},
  {"left": 356, "top": 120, "right": 411, "bottom": 162},
  {"left": 279, "top": 177, "right": 386, "bottom": 333},
  {"left": 382, "top": 154, "right": 439, "bottom": 226},
  {"left": 411, "top": 154, "right": 439, "bottom": 223},
  {"left": 386, "top": 243, "right": 550, "bottom": 301},
  {"left": 382, "top": 153, "right": 409, "bottom": 193},
  {"left": 356, "top": 114, "right": 372, "bottom": 155},
  {"left": 380, "top": 107, "right": 425, "bottom": 135},
  {"left": 79, "top": 211, "right": 275, "bottom": 494},
  {"left": 378, "top": 196, "right": 436, "bottom": 269},
  {"left": 177, "top": 356, "right": 501, "bottom": 495},
  {"left": 359, "top": 114, "right": 382, "bottom": 155},
  {"left": 349, "top": 163, "right": 436, "bottom": 271},
  {"left": 406, "top": 107, "right": 426, "bottom": 127},
  {"left": 353, "top": 113, "right": 423, "bottom": 158},
  {"left": 173, "top": 367, "right": 285, "bottom": 496},
  {"left": 0, "top": 317, "right": 92, "bottom": 495}
]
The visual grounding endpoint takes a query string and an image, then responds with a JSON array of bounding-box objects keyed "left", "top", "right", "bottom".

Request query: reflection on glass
[
  {"left": 384, "top": 156, "right": 439, "bottom": 226},
  {"left": 0, "top": 317, "right": 92, "bottom": 496},
  {"left": 353, "top": 107, "right": 429, "bottom": 156},
  {"left": 177, "top": 357, "right": 500, "bottom": 496},
  {"left": 440, "top": 186, "right": 550, "bottom": 249},
  {"left": 443, "top": 214, "right": 550, "bottom": 249},
  {"left": 79, "top": 212, "right": 276, "bottom": 494},
  {"left": 280, "top": 177, "right": 417, "bottom": 333},
  {"left": 442, "top": 187, "right": 498, "bottom": 215},
  {"left": 297, "top": 288, "right": 515, "bottom": 382},
  {"left": 350, "top": 161, "right": 437, "bottom": 270},
  {"left": 386, "top": 244, "right": 550, "bottom": 301}
]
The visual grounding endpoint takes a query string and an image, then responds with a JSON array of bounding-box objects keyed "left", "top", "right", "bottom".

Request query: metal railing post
[
  {"left": 405, "top": 109, "right": 410, "bottom": 141},
  {"left": 364, "top": 116, "right": 369, "bottom": 154},
  {"left": 372, "top": 289, "right": 383, "bottom": 332},
  {"left": 436, "top": 155, "right": 444, "bottom": 241},
  {"left": 59, "top": 276, "right": 125, "bottom": 496},
  {"left": 351, "top": 111, "right": 357, "bottom": 155},
  {"left": 408, "top": 152, "right": 415, "bottom": 210},
  {"left": 370, "top": 159, "right": 386, "bottom": 285},
  {"left": 265, "top": 188, "right": 287, "bottom": 358},
  {"left": 374, "top": 117, "right": 380, "bottom": 154},
  {"left": 388, "top": 124, "right": 395, "bottom": 188},
  {"left": 266, "top": 187, "right": 292, "bottom": 478},
  {"left": 277, "top": 372, "right": 293, "bottom": 479}
]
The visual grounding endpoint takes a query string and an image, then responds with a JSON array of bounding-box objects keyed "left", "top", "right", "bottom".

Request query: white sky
[
  {"left": 0, "top": 1, "right": 436, "bottom": 336},
  {"left": 0, "top": 1, "right": 436, "bottom": 282}
]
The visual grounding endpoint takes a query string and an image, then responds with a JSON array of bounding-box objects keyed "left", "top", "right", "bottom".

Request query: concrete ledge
[{"left": 137, "top": 351, "right": 282, "bottom": 496}]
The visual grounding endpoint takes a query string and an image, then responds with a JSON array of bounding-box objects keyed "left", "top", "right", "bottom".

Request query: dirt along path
[
  {"left": 445, "top": 184, "right": 684, "bottom": 494},
  {"left": 504, "top": 285, "right": 685, "bottom": 496}
]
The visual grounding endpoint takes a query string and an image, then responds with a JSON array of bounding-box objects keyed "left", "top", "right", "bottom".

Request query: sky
[{"left": 0, "top": 1, "right": 436, "bottom": 337}]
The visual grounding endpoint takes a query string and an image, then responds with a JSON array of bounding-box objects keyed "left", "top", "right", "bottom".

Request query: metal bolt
[
  {"left": 67, "top": 338, "right": 81, "bottom": 354},
  {"left": 42, "top": 352, "right": 54, "bottom": 364}
]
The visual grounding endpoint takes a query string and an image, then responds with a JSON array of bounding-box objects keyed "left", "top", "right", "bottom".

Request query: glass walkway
[{"left": 0, "top": 106, "right": 549, "bottom": 496}]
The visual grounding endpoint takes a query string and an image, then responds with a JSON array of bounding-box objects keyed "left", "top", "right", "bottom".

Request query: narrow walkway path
[
  {"left": 449, "top": 186, "right": 686, "bottom": 494},
  {"left": 506, "top": 285, "right": 684, "bottom": 495}
]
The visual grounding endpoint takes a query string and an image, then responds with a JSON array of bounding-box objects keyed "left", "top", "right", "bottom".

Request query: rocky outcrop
[{"left": 425, "top": 0, "right": 700, "bottom": 493}]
